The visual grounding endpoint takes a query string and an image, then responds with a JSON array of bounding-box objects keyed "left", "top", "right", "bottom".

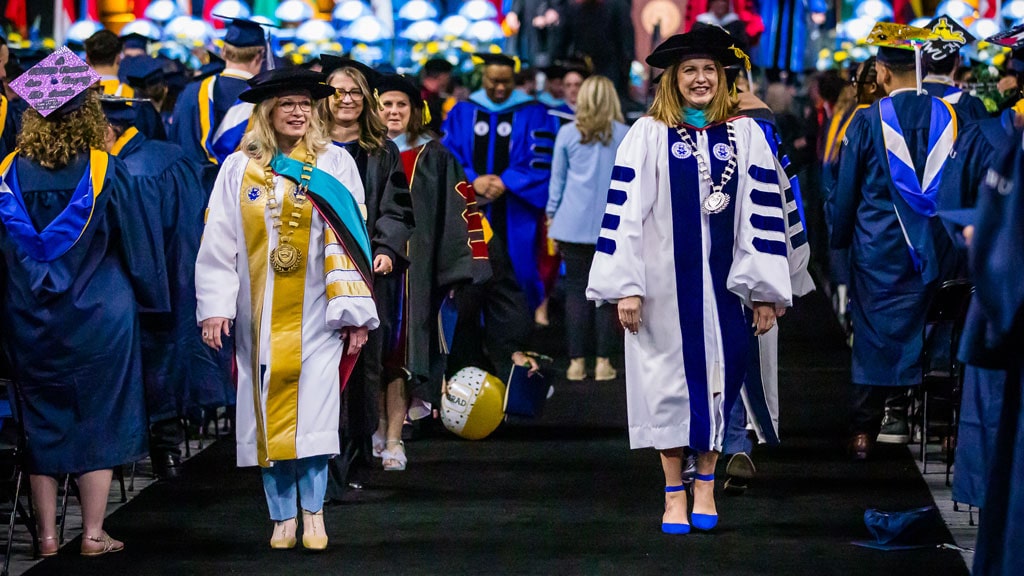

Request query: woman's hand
[
  {"left": 752, "top": 302, "right": 777, "bottom": 336},
  {"left": 618, "top": 296, "right": 643, "bottom": 335},
  {"left": 373, "top": 254, "right": 393, "bottom": 275},
  {"left": 201, "top": 317, "right": 231, "bottom": 350},
  {"left": 343, "top": 326, "right": 369, "bottom": 355},
  {"left": 512, "top": 351, "right": 540, "bottom": 375}
]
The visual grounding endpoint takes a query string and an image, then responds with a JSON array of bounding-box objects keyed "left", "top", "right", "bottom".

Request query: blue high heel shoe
[
  {"left": 690, "top": 473, "right": 718, "bottom": 531},
  {"left": 662, "top": 485, "right": 690, "bottom": 534}
]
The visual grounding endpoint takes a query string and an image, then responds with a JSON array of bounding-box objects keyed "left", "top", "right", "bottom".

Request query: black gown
[
  {"left": 327, "top": 138, "right": 414, "bottom": 499},
  {"left": 400, "top": 139, "right": 491, "bottom": 405},
  {"left": 0, "top": 152, "right": 169, "bottom": 474}
]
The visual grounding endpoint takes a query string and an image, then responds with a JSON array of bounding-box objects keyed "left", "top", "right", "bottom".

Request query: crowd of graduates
[{"left": 0, "top": 7, "right": 1020, "bottom": 575}]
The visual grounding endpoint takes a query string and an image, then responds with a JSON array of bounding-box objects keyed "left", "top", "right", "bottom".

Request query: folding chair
[
  {"left": 0, "top": 379, "right": 38, "bottom": 576},
  {"left": 918, "top": 279, "right": 974, "bottom": 474}
]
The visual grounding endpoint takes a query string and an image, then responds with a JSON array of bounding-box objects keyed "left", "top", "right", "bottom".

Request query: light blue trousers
[{"left": 261, "top": 455, "right": 329, "bottom": 521}]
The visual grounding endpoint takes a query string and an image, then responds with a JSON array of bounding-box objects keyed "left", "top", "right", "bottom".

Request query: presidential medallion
[
  {"left": 270, "top": 243, "right": 303, "bottom": 274},
  {"left": 702, "top": 191, "right": 730, "bottom": 214}
]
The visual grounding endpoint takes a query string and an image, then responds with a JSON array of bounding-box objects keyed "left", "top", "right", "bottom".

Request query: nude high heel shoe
[
  {"left": 302, "top": 510, "right": 328, "bottom": 550},
  {"left": 270, "top": 518, "right": 297, "bottom": 549}
]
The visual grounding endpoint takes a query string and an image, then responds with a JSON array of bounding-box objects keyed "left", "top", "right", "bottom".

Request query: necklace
[
  {"left": 675, "top": 122, "right": 738, "bottom": 214},
  {"left": 265, "top": 151, "right": 316, "bottom": 274}
]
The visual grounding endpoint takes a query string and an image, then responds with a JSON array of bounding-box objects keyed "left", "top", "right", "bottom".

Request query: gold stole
[
  {"left": 824, "top": 104, "right": 868, "bottom": 164},
  {"left": 99, "top": 79, "right": 135, "bottom": 98},
  {"left": 0, "top": 95, "right": 7, "bottom": 138},
  {"left": 110, "top": 127, "right": 139, "bottom": 156},
  {"left": 198, "top": 76, "right": 218, "bottom": 165},
  {"left": 239, "top": 144, "right": 315, "bottom": 466}
]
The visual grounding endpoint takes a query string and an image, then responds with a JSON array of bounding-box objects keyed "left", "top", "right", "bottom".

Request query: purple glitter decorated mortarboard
[{"left": 9, "top": 46, "right": 100, "bottom": 118}]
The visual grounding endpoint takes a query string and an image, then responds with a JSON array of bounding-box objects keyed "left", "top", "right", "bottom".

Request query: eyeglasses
[
  {"left": 333, "top": 89, "right": 364, "bottom": 102},
  {"left": 278, "top": 100, "right": 313, "bottom": 113}
]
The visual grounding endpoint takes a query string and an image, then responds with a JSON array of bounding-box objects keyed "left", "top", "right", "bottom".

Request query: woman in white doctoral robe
[
  {"left": 195, "top": 68, "right": 378, "bottom": 551},
  {"left": 587, "top": 27, "right": 792, "bottom": 535}
]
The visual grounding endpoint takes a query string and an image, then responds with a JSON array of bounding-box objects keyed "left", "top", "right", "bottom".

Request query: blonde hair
[
  {"left": 323, "top": 67, "right": 387, "bottom": 154},
  {"left": 648, "top": 61, "right": 737, "bottom": 126},
  {"left": 222, "top": 44, "right": 263, "bottom": 65},
  {"left": 241, "top": 94, "right": 331, "bottom": 166},
  {"left": 18, "top": 91, "right": 107, "bottom": 169},
  {"left": 575, "top": 75, "right": 623, "bottom": 145}
]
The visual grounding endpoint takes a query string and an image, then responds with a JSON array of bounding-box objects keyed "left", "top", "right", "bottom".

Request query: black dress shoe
[
  {"left": 152, "top": 452, "right": 182, "bottom": 479},
  {"left": 724, "top": 453, "right": 756, "bottom": 494}
]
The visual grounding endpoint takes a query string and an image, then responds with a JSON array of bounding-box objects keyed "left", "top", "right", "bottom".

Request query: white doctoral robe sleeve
[
  {"left": 195, "top": 152, "right": 245, "bottom": 322},
  {"left": 775, "top": 153, "right": 815, "bottom": 298},
  {"left": 586, "top": 117, "right": 660, "bottom": 304},
  {"left": 728, "top": 119, "right": 793, "bottom": 308},
  {"left": 320, "top": 146, "right": 379, "bottom": 331}
]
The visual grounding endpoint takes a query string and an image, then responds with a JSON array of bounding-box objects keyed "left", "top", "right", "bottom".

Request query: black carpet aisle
[{"left": 29, "top": 291, "right": 968, "bottom": 575}]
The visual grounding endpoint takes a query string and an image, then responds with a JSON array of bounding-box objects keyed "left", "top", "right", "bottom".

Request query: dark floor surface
[{"left": 29, "top": 290, "right": 967, "bottom": 575}]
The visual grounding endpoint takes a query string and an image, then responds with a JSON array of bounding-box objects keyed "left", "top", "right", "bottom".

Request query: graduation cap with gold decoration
[{"left": 865, "top": 22, "right": 932, "bottom": 92}]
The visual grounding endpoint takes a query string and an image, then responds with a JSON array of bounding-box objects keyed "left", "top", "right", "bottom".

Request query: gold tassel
[{"left": 422, "top": 101, "right": 432, "bottom": 126}]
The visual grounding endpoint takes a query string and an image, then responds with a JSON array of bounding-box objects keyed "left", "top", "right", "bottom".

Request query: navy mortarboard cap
[
  {"left": 922, "top": 16, "right": 974, "bottom": 64},
  {"left": 543, "top": 63, "right": 567, "bottom": 80},
  {"left": 472, "top": 52, "right": 521, "bottom": 72},
  {"left": 120, "top": 32, "right": 151, "bottom": 51},
  {"left": 320, "top": 54, "right": 381, "bottom": 87},
  {"left": 121, "top": 56, "right": 165, "bottom": 88},
  {"left": 196, "top": 52, "right": 226, "bottom": 81},
  {"left": 99, "top": 96, "right": 138, "bottom": 125},
  {"left": 852, "top": 506, "right": 943, "bottom": 551},
  {"left": 216, "top": 16, "right": 274, "bottom": 48},
  {"left": 876, "top": 46, "right": 917, "bottom": 67},
  {"left": 375, "top": 74, "right": 421, "bottom": 105},
  {"left": 423, "top": 57, "right": 454, "bottom": 75},
  {"left": 646, "top": 26, "right": 750, "bottom": 70},
  {"left": 239, "top": 67, "right": 335, "bottom": 103}
]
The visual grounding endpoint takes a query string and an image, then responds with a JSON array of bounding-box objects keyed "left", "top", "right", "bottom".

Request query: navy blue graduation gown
[
  {"left": 114, "top": 131, "right": 234, "bottom": 421},
  {"left": 967, "top": 130, "right": 1024, "bottom": 576},
  {"left": 944, "top": 112, "right": 1015, "bottom": 508},
  {"left": 0, "top": 96, "right": 16, "bottom": 159},
  {"left": 831, "top": 93, "right": 958, "bottom": 387},
  {"left": 0, "top": 153, "right": 169, "bottom": 475},
  {"left": 922, "top": 82, "right": 990, "bottom": 123},
  {"left": 441, "top": 95, "right": 557, "bottom": 309},
  {"left": 169, "top": 74, "right": 250, "bottom": 184}
]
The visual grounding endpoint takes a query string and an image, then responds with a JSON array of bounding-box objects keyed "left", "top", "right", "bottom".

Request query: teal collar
[
  {"left": 682, "top": 107, "right": 708, "bottom": 128},
  {"left": 469, "top": 89, "right": 535, "bottom": 113},
  {"left": 537, "top": 91, "right": 565, "bottom": 109}
]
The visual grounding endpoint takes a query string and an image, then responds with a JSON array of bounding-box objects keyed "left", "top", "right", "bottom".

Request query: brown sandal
[{"left": 80, "top": 532, "right": 124, "bottom": 557}]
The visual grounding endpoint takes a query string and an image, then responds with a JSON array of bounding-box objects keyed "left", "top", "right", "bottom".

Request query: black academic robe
[
  {"left": 401, "top": 139, "right": 491, "bottom": 404},
  {"left": 326, "top": 138, "right": 414, "bottom": 500},
  {"left": 967, "top": 130, "right": 1024, "bottom": 576},
  {"left": 0, "top": 153, "right": 169, "bottom": 475},
  {"left": 114, "top": 130, "right": 233, "bottom": 424}
]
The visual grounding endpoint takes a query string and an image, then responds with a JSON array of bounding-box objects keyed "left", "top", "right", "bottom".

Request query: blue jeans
[
  {"left": 261, "top": 456, "right": 329, "bottom": 521},
  {"left": 723, "top": 397, "right": 753, "bottom": 456}
]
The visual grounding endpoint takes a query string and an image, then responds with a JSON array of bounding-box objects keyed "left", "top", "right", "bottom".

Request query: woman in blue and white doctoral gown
[{"left": 587, "top": 27, "right": 792, "bottom": 534}]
